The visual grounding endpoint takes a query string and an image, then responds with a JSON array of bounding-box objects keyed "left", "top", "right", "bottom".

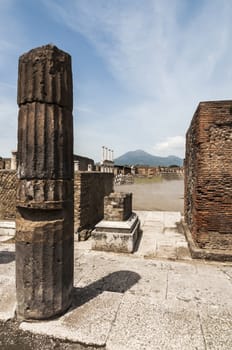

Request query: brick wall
[
  {"left": 0, "top": 170, "right": 17, "bottom": 220},
  {"left": 74, "top": 172, "right": 114, "bottom": 231},
  {"left": 185, "top": 101, "right": 232, "bottom": 249},
  {"left": 104, "top": 192, "right": 132, "bottom": 221}
]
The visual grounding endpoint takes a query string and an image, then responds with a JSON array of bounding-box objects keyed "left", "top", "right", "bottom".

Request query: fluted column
[{"left": 16, "top": 44, "right": 74, "bottom": 320}]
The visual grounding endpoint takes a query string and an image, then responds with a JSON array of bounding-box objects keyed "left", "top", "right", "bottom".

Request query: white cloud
[
  {"left": 43, "top": 0, "right": 232, "bottom": 101},
  {"left": 153, "top": 136, "right": 185, "bottom": 158},
  {"left": 18, "top": 1, "right": 232, "bottom": 159}
]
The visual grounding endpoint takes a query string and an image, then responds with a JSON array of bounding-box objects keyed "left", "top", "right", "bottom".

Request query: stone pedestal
[
  {"left": 92, "top": 213, "right": 139, "bottom": 253},
  {"left": 92, "top": 192, "right": 139, "bottom": 253},
  {"left": 16, "top": 45, "right": 74, "bottom": 320}
]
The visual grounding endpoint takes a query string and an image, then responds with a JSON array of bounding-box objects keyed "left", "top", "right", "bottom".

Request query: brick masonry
[
  {"left": 74, "top": 172, "right": 114, "bottom": 232},
  {"left": 104, "top": 192, "right": 132, "bottom": 221},
  {"left": 0, "top": 170, "right": 17, "bottom": 220},
  {"left": 185, "top": 100, "right": 232, "bottom": 250}
]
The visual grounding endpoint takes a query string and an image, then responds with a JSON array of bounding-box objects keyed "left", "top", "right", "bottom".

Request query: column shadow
[{"left": 71, "top": 270, "right": 141, "bottom": 309}]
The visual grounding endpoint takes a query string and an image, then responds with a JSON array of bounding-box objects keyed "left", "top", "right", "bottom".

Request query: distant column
[
  {"left": 74, "top": 160, "right": 80, "bottom": 172},
  {"left": 11, "top": 150, "right": 17, "bottom": 170},
  {"left": 102, "top": 146, "right": 105, "bottom": 163},
  {"left": 105, "top": 147, "right": 108, "bottom": 161},
  {"left": 16, "top": 45, "right": 74, "bottom": 320}
]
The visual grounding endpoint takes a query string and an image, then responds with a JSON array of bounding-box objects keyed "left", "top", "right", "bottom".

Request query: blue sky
[{"left": 1, "top": 0, "right": 232, "bottom": 161}]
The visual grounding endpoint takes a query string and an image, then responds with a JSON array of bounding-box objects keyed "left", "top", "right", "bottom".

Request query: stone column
[
  {"left": 16, "top": 44, "right": 74, "bottom": 320},
  {"left": 105, "top": 147, "right": 108, "bottom": 161},
  {"left": 102, "top": 146, "right": 105, "bottom": 163},
  {"left": 11, "top": 150, "right": 17, "bottom": 170},
  {"left": 74, "top": 160, "right": 80, "bottom": 172}
]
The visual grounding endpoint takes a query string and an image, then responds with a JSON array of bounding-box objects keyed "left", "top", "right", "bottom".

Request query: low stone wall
[
  {"left": 74, "top": 172, "right": 114, "bottom": 232},
  {"left": 0, "top": 171, "right": 114, "bottom": 234},
  {"left": 0, "top": 170, "right": 17, "bottom": 220}
]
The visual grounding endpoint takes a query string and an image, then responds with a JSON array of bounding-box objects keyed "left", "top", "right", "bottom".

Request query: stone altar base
[{"left": 92, "top": 213, "right": 140, "bottom": 253}]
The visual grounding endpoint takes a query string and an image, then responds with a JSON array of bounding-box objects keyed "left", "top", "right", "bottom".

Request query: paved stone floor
[{"left": 0, "top": 211, "right": 232, "bottom": 349}]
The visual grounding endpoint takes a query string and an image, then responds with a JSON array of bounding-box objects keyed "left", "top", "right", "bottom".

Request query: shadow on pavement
[
  {"left": 72, "top": 270, "right": 141, "bottom": 309},
  {"left": 0, "top": 251, "right": 15, "bottom": 264}
]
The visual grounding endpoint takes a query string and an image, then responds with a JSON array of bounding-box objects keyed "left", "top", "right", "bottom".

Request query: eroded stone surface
[
  {"left": 185, "top": 101, "right": 232, "bottom": 251},
  {"left": 104, "top": 192, "right": 132, "bottom": 221},
  {"left": 16, "top": 44, "right": 74, "bottom": 320},
  {"left": 18, "top": 45, "right": 73, "bottom": 109}
]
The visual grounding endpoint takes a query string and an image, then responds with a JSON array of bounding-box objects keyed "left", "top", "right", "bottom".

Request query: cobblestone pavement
[{"left": 0, "top": 211, "right": 232, "bottom": 349}]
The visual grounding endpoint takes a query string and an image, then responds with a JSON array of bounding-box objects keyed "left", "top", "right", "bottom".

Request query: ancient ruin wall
[
  {"left": 185, "top": 101, "right": 232, "bottom": 249},
  {"left": 0, "top": 172, "right": 113, "bottom": 233},
  {"left": 0, "top": 170, "right": 17, "bottom": 220},
  {"left": 74, "top": 172, "right": 113, "bottom": 232},
  {"left": 74, "top": 155, "right": 95, "bottom": 171}
]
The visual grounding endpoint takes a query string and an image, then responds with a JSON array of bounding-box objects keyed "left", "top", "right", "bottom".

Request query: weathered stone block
[
  {"left": 104, "top": 192, "right": 132, "bottom": 221},
  {"left": 74, "top": 172, "right": 114, "bottom": 234},
  {"left": 17, "top": 102, "right": 73, "bottom": 179},
  {"left": 18, "top": 45, "right": 73, "bottom": 110},
  {"left": 16, "top": 208, "right": 73, "bottom": 319},
  {"left": 92, "top": 213, "right": 140, "bottom": 253},
  {"left": 16, "top": 179, "right": 73, "bottom": 209}
]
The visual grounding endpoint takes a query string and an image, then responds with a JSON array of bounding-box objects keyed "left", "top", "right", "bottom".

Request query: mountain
[{"left": 114, "top": 150, "right": 183, "bottom": 167}]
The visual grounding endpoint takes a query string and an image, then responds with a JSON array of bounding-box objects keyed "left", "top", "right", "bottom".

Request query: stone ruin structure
[
  {"left": 184, "top": 101, "right": 232, "bottom": 258},
  {"left": 92, "top": 192, "right": 140, "bottom": 253},
  {"left": 0, "top": 170, "right": 114, "bottom": 240},
  {"left": 16, "top": 45, "right": 74, "bottom": 319},
  {"left": 100, "top": 146, "right": 114, "bottom": 173}
]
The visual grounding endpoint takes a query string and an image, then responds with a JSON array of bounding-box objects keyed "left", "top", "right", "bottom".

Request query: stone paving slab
[
  {"left": 0, "top": 275, "right": 16, "bottom": 321},
  {"left": 21, "top": 291, "right": 122, "bottom": 346},
  {"left": 0, "top": 211, "right": 232, "bottom": 349},
  {"left": 0, "top": 248, "right": 16, "bottom": 321},
  {"left": 107, "top": 295, "right": 205, "bottom": 350},
  {"left": 134, "top": 210, "right": 186, "bottom": 260},
  {"left": 198, "top": 305, "right": 232, "bottom": 350}
]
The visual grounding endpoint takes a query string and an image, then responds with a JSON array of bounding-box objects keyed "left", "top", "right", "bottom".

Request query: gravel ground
[
  {"left": 115, "top": 179, "right": 184, "bottom": 213},
  {"left": 0, "top": 320, "right": 105, "bottom": 350}
]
